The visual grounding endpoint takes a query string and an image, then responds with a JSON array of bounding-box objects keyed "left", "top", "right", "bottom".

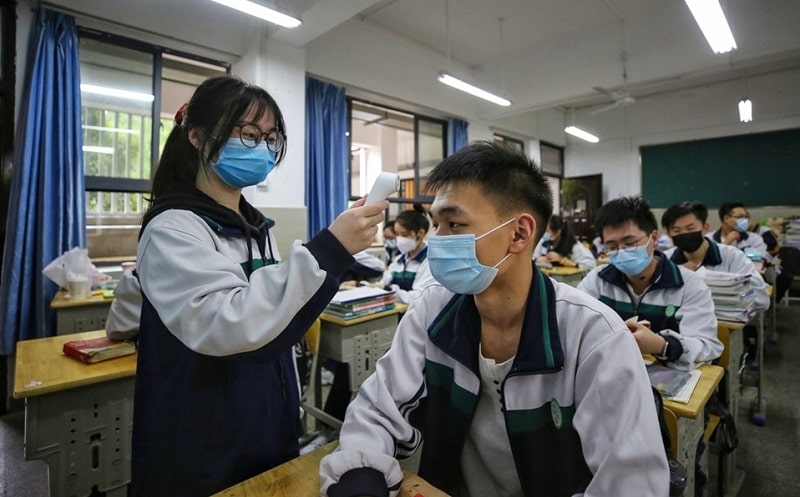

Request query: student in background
[
  {"left": 383, "top": 219, "right": 399, "bottom": 262},
  {"left": 320, "top": 142, "right": 668, "bottom": 497},
  {"left": 712, "top": 202, "right": 768, "bottom": 261},
  {"left": 578, "top": 196, "right": 721, "bottom": 371},
  {"left": 533, "top": 215, "right": 596, "bottom": 270},
  {"left": 661, "top": 201, "right": 769, "bottom": 312},
  {"left": 125, "top": 75, "right": 386, "bottom": 497},
  {"left": 377, "top": 205, "right": 436, "bottom": 304},
  {"left": 747, "top": 215, "right": 795, "bottom": 305}
]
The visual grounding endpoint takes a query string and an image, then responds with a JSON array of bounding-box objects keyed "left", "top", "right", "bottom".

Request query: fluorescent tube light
[
  {"left": 564, "top": 126, "right": 599, "bottom": 143},
  {"left": 738, "top": 99, "right": 752, "bottom": 123},
  {"left": 80, "top": 84, "right": 154, "bottom": 102},
  {"left": 209, "top": 0, "right": 301, "bottom": 28},
  {"left": 438, "top": 72, "right": 511, "bottom": 107},
  {"left": 684, "top": 0, "right": 737, "bottom": 54}
]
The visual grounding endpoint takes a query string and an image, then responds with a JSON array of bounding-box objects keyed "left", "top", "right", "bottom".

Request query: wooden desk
[
  {"left": 660, "top": 364, "right": 724, "bottom": 496},
  {"left": 14, "top": 330, "right": 136, "bottom": 497},
  {"left": 306, "top": 304, "right": 407, "bottom": 429},
  {"left": 50, "top": 290, "right": 114, "bottom": 335},
  {"left": 213, "top": 442, "right": 449, "bottom": 497},
  {"left": 539, "top": 266, "right": 588, "bottom": 286}
]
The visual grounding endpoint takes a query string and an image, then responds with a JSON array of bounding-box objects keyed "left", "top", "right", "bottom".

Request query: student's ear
[
  {"left": 509, "top": 214, "right": 536, "bottom": 253},
  {"left": 188, "top": 127, "right": 204, "bottom": 151},
  {"left": 702, "top": 222, "right": 711, "bottom": 234}
]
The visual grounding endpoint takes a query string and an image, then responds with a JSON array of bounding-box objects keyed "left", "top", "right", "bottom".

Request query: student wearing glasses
[
  {"left": 577, "top": 196, "right": 721, "bottom": 371},
  {"left": 124, "top": 75, "right": 387, "bottom": 497},
  {"left": 712, "top": 202, "right": 769, "bottom": 261}
]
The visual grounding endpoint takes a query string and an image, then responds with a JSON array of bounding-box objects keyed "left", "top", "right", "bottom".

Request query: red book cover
[{"left": 63, "top": 336, "right": 136, "bottom": 363}]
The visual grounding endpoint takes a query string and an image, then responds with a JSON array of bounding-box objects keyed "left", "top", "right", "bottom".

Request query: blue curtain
[
  {"left": 0, "top": 9, "right": 85, "bottom": 354},
  {"left": 447, "top": 117, "right": 469, "bottom": 156},
  {"left": 305, "top": 77, "right": 348, "bottom": 240}
]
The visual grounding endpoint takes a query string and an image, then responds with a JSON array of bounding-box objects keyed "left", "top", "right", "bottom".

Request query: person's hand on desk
[
  {"left": 545, "top": 251, "right": 576, "bottom": 267},
  {"left": 625, "top": 317, "right": 667, "bottom": 356}
]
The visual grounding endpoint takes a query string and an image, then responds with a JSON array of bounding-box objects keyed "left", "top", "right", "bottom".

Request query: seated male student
[
  {"left": 712, "top": 202, "right": 769, "bottom": 262},
  {"left": 746, "top": 214, "right": 796, "bottom": 305},
  {"left": 320, "top": 142, "right": 669, "bottom": 497},
  {"left": 660, "top": 201, "right": 769, "bottom": 313},
  {"left": 578, "top": 197, "right": 722, "bottom": 371}
]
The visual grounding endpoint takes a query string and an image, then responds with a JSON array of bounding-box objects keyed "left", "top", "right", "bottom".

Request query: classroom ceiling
[{"left": 46, "top": 0, "right": 800, "bottom": 123}]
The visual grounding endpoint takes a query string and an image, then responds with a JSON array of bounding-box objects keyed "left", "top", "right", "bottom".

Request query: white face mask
[{"left": 396, "top": 236, "right": 418, "bottom": 254}]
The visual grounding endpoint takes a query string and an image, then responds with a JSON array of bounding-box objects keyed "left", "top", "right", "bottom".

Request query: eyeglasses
[
  {"left": 235, "top": 122, "right": 285, "bottom": 153},
  {"left": 603, "top": 233, "right": 650, "bottom": 254}
]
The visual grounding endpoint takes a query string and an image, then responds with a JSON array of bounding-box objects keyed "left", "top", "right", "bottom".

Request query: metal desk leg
[
  {"left": 674, "top": 414, "right": 704, "bottom": 495},
  {"left": 750, "top": 312, "right": 767, "bottom": 426},
  {"left": 24, "top": 377, "right": 134, "bottom": 497}
]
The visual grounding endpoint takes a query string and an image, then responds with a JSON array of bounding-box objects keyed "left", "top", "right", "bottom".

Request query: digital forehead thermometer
[{"left": 365, "top": 172, "right": 400, "bottom": 205}]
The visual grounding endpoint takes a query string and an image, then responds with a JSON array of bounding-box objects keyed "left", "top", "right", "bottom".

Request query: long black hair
[
  {"left": 548, "top": 215, "right": 578, "bottom": 256},
  {"left": 150, "top": 75, "right": 287, "bottom": 200}
]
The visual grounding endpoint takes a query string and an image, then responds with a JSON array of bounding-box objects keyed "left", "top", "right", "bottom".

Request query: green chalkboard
[{"left": 641, "top": 128, "right": 800, "bottom": 208}]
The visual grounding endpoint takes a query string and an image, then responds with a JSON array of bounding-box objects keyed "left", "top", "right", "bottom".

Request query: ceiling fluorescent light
[
  {"left": 80, "top": 84, "right": 154, "bottom": 102},
  {"left": 684, "top": 0, "right": 737, "bottom": 54},
  {"left": 209, "top": 0, "right": 301, "bottom": 28},
  {"left": 738, "top": 99, "right": 752, "bottom": 123},
  {"left": 438, "top": 72, "right": 511, "bottom": 107},
  {"left": 564, "top": 125, "right": 599, "bottom": 143}
]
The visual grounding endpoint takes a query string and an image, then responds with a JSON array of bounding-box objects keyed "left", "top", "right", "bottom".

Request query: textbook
[
  {"left": 646, "top": 364, "right": 695, "bottom": 398},
  {"left": 63, "top": 336, "right": 136, "bottom": 363}
]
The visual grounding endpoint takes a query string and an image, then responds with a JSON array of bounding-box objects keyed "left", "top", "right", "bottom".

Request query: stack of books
[
  {"left": 785, "top": 217, "right": 800, "bottom": 250},
  {"left": 325, "top": 287, "right": 396, "bottom": 320},
  {"left": 697, "top": 268, "right": 754, "bottom": 323}
]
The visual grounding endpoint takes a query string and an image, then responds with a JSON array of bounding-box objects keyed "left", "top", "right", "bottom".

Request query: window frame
[
  {"left": 78, "top": 27, "right": 230, "bottom": 194},
  {"left": 347, "top": 97, "right": 447, "bottom": 207}
]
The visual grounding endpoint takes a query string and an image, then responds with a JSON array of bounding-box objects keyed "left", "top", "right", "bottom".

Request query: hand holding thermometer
[{"left": 365, "top": 172, "right": 400, "bottom": 205}]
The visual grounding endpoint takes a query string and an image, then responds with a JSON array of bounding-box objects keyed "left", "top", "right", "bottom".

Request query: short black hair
[
  {"left": 594, "top": 196, "right": 657, "bottom": 240},
  {"left": 661, "top": 201, "right": 709, "bottom": 229},
  {"left": 395, "top": 208, "right": 430, "bottom": 233},
  {"left": 718, "top": 202, "right": 746, "bottom": 221},
  {"left": 425, "top": 141, "right": 553, "bottom": 239}
]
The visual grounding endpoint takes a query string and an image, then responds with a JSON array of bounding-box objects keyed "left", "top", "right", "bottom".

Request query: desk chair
[{"left": 299, "top": 318, "right": 343, "bottom": 434}]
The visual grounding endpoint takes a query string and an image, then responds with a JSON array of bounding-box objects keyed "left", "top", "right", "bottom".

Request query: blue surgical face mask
[
  {"left": 541, "top": 232, "right": 552, "bottom": 243},
  {"left": 211, "top": 138, "right": 276, "bottom": 189},
  {"left": 384, "top": 239, "right": 397, "bottom": 250},
  {"left": 427, "top": 218, "right": 516, "bottom": 294},
  {"left": 608, "top": 244, "right": 652, "bottom": 276},
  {"left": 735, "top": 217, "right": 750, "bottom": 232}
]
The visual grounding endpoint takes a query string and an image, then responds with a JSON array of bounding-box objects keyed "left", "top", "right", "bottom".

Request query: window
[
  {"left": 493, "top": 133, "right": 524, "bottom": 153},
  {"left": 540, "top": 141, "right": 564, "bottom": 215},
  {"left": 78, "top": 30, "right": 228, "bottom": 257},
  {"left": 349, "top": 99, "right": 446, "bottom": 222}
]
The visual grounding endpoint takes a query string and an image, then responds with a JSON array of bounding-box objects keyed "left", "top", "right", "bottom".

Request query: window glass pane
[
  {"left": 350, "top": 101, "right": 413, "bottom": 198},
  {"left": 80, "top": 38, "right": 154, "bottom": 184},
  {"left": 417, "top": 118, "right": 444, "bottom": 191},
  {"left": 494, "top": 134, "right": 524, "bottom": 153},
  {"left": 540, "top": 142, "right": 564, "bottom": 176}
]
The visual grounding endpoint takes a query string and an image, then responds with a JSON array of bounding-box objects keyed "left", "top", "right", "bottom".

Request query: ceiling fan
[
  {"left": 590, "top": 86, "right": 636, "bottom": 115},
  {"left": 590, "top": 50, "right": 636, "bottom": 115}
]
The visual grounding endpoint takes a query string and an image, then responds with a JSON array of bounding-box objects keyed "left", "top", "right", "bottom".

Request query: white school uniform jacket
[
  {"left": 533, "top": 239, "right": 597, "bottom": 270},
  {"left": 578, "top": 253, "right": 722, "bottom": 370},
  {"left": 320, "top": 265, "right": 669, "bottom": 497},
  {"left": 663, "top": 241, "right": 770, "bottom": 311},
  {"left": 378, "top": 245, "right": 436, "bottom": 304}
]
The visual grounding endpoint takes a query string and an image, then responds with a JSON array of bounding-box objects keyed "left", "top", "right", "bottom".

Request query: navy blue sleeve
[{"left": 305, "top": 228, "right": 355, "bottom": 278}]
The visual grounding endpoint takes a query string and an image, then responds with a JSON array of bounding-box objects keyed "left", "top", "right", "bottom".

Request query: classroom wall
[{"left": 564, "top": 66, "right": 800, "bottom": 210}]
